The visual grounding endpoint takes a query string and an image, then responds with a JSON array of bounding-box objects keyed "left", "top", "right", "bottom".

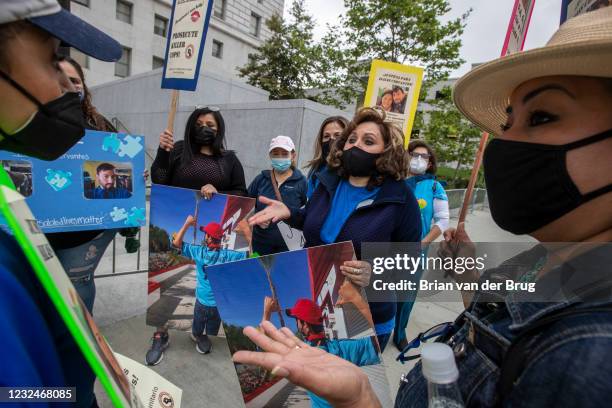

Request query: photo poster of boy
[
  {"left": 0, "top": 179, "right": 142, "bottom": 408},
  {"left": 0, "top": 129, "right": 146, "bottom": 233},
  {"left": 363, "top": 59, "right": 424, "bottom": 147},
  {"left": 147, "top": 183, "right": 255, "bottom": 332},
  {"left": 207, "top": 241, "right": 393, "bottom": 408}
]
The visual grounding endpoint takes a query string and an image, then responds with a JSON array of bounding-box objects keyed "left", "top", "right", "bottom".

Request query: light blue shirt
[
  {"left": 180, "top": 242, "right": 247, "bottom": 306},
  {"left": 406, "top": 175, "right": 448, "bottom": 240},
  {"left": 320, "top": 180, "right": 380, "bottom": 244}
]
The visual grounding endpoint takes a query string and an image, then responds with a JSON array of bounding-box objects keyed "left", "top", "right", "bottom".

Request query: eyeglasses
[
  {"left": 195, "top": 105, "right": 220, "bottom": 112},
  {"left": 396, "top": 322, "right": 452, "bottom": 364},
  {"left": 410, "top": 152, "right": 430, "bottom": 160}
]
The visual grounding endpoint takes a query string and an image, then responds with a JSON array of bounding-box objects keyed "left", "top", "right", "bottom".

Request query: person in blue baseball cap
[
  {"left": 0, "top": 0, "right": 121, "bottom": 161},
  {"left": 0, "top": 1, "right": 121, "bottom": 406}
]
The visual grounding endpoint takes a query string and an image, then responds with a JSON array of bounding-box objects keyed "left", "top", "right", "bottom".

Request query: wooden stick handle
[
  {"left": 166, "top": 89, "right": 180, "bottom": 132},
  {"left": 458, "top": 132, "right": 489, "bottom": 224}
]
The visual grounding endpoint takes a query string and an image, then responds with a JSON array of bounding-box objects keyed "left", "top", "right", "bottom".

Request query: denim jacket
[{"left": 395, "top": 244, "right": 612, "bottom": 407}]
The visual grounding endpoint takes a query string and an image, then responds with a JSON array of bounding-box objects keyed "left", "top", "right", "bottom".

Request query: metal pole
[{"left": 136, "top": 227, "right": 141, "bottom": 270}]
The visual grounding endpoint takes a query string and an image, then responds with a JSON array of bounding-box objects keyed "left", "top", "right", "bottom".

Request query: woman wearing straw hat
[{"left": 230, "top": 8, "right": 612, "bottom": 407}]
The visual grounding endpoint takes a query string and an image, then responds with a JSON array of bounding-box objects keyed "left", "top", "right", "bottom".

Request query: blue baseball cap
[{"left": 1, "top": 0, "right": 122, "bottom": 62}]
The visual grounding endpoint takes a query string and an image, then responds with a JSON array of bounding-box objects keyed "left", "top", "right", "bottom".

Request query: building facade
[{"left": 70, "top": 0, "right": 284, "bottom": 86}]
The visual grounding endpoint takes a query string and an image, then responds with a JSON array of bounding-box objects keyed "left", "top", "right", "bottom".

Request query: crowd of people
[{"left": 0, "top": 1, "right": 610, "bottom": 407}]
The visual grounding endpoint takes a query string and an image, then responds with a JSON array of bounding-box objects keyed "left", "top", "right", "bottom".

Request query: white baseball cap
[
  {"left": 269, "top": 135, "right": 295, "bottom": 152},
  {"left": 0, "top": 0, "right": 122, "bottom": 62}
]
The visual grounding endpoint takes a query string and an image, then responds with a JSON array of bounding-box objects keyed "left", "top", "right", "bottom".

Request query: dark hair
[
  {"left": 392, "top": 85, "right": 404, "bottom": 93},
  {"left": 408, "top": 139, "right": 438, "bottom": 175},
  {"left": 96, "top": 163, "right": 116, "bottom": 174},
  {"left": 181, "top": 108, "right": 226, "bottom": 166},
  {"left": 298, "top": 319, "right": 324, "bottom": 334},
  {"left": 305, "top": 116, "right": 349, "bottom": 173},
  {"left": 58, "top": 55, "right": 115, "bottom": 132},
  {"left": 327, "top": 107, "right": 408, "bottom": 188}
]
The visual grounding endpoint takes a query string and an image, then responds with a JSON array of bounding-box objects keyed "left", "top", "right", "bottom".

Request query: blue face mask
[{"left": 271, "top": 158, "right": 291, "bottom": 172}]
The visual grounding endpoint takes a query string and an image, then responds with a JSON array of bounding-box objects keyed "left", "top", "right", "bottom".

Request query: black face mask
[
  {"left": 483, "top": 129, "right": 612, "bottom": 235},
  {"left": 321, "top": 141, "right": 331, "bottom": 160},
  {"left": 0, "top": 70, "right": 85, "bottom": 161},
  {"left": 193, "top": 126, "right": 216, "bottom": 146},
  {"left": 341, "top": 146, "right": 380, "bottom": 177}
]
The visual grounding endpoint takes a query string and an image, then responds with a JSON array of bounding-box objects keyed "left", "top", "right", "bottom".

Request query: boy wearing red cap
[
  {"left": 262, "top": 296, "right": 380, "bottom": 408},
  {"left": 173, "top": 215, "right": 246, "bottom": 355}
]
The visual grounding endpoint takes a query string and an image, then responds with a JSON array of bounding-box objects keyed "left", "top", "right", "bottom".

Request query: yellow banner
[{"left": 363, "top": 60, "right": 424, "bottom": 147}]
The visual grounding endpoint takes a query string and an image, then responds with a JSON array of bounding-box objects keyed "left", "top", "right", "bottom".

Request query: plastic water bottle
[{"left": 421, "top": 343, "right": 464, "bottom": 408}]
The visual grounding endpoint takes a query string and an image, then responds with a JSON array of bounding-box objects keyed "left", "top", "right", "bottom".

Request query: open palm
[
  {"left": 248, "top": 196, "right": 291, "bottom": 226},
  {"left": 233, "top": 321, "right": 380, "bottom": 408}
]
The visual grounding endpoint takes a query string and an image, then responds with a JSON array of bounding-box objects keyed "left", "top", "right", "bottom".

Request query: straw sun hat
[{"left": 453, "top": 6, "right": 612, "bottom": 137}]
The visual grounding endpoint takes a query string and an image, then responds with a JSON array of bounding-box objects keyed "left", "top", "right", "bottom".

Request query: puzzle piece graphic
[
  {"left": 45, "top": 169, "right": 73, "bottom": 192},
  {"left": 125, "top": 207, "right": 146, "bottom": 226},
  {"left": 110, "top": 206, "right": 128, "bottom": 222},
  {"left": 102, "top": 133, "right": 121, "bottom": 154},
  {"left": 117, "top": 135, "right": 144, "bottom": 159}
]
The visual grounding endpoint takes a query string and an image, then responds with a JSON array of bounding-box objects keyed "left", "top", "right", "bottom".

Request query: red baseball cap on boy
[
  {"left": 285, "top": 299, "right": 323, "bottom": 325},
  {"left": 200, "top": 222, "right": 223, "bottom": 240}
]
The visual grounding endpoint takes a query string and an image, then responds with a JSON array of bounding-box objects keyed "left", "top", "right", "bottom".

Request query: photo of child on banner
[
  {"left": 207, "top": 241, "right": 393, "bottom": 408},
  {"left": 0, "top": 130, "right": 146, "bottom": 233},
  {"left": 147, "top": 184, "right": 255, "bottom": 332},
  {"left": 363, "top": 60, "right": 423, "bottom": 147}
]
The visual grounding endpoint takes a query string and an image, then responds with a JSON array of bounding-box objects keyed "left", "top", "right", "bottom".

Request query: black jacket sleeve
[
  {"left": 151, "top": 140, "right": 182, "bottom": 185},
  {"left": 220, "top": 151, "right": 247, "bottom": 197}
]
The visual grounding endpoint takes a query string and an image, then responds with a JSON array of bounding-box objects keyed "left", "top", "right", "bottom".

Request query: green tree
[
  {"left": 320, "top": 0, "right": 470, "bottom": 108},
  {"left": 238, "top": 0, "right": 320, "bottom": 100},
  {"left": 420, "top": 87, "right": 482, "bottom": 187}
]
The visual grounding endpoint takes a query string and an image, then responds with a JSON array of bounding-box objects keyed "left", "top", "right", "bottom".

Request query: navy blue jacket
[
  {"left": 248, "top": 169, "right": 307, "bottom": 252},
  {"left": 288, "top": 168, "right": 422, "bottom": 327}
]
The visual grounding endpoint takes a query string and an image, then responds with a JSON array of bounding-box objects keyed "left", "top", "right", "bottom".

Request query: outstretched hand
[
  {"left": 248, "top": 196, "right": 291, "bottom": 226},
  {"left": 233, "top": 321, "right": 381, "bottom": 408}
]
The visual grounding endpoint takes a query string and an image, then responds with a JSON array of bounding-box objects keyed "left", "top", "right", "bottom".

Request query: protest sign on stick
[
  {"left": 458, "top": 0, "right": 536, "bottom": 224},
  {"left": 363, "top": 60, "right": 423, "bottom": 147},
  {"left": 161, "top": 0, "right": 213, "bottom": 136}
]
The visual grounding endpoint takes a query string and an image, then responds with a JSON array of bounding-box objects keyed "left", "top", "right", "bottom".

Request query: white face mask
[{"left": 410, "top": 156, "right": 428, "bottom": 174}]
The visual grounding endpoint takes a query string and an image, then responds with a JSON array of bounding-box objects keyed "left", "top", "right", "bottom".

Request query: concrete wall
[{"left": 91, "top": 70, "right": 350, "bottom": 185}]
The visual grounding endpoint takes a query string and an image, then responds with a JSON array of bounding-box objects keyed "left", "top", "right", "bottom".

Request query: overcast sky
[{"left": 286, "top": 0, "right": 562, "bottom": 77}]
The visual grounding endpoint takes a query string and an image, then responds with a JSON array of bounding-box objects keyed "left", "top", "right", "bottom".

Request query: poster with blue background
[{"left": 0, "top": 130, "right": 146, "bottom": 233}]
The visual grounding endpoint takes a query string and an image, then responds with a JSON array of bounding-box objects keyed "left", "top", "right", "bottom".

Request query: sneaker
[
  {"left": 146, "top": 331, "right": 169, "bottom": 366},
  {"left": 191, "top": 333, "right": 212, "bottom": 354}
]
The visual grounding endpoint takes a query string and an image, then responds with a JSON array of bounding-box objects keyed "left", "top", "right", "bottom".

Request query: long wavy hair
[
  {"left": 305, "top": 116, "right": 349, "bottom": 174},
  {"left": 58, "top": 55, "right": 115, "bottom": 131},
  {"left": 327, "top": 107, "right": 408, "bottom": 188},
  {"left": 181, "top": 107, "right": 226, "bottom": 167}
]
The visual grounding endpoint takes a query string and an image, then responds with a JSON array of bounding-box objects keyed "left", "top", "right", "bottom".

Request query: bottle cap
[{"left": 421, "top": 343, "right": 459, "bottom": 384}]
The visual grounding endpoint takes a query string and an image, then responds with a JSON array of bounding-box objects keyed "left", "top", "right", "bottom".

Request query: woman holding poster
[
  {"left": 250, "top": 107, "right": 422, "bottom": 351},
  {"left": 235, "top": 8, "right": 612, "bottom": 406},
  {"left": 147, "top": 106, "right": 247, "bottom": 365},
  {"left": 45, "top": 56, "right": 140, "bottom": 315}
]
